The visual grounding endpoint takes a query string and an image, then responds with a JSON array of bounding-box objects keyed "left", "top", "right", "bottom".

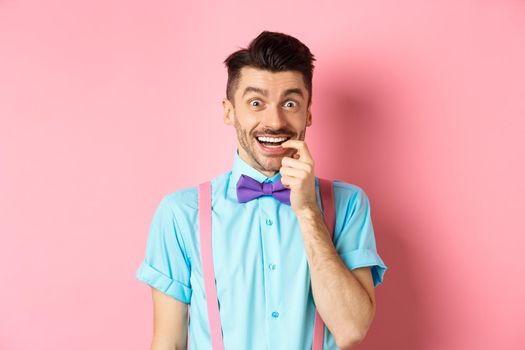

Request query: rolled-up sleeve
[
  {"left": 333, "top": 184, "right": 387, "bottom": 287},
  {"left": 135, "top": 195, "right": 192, "bottom": 303}
]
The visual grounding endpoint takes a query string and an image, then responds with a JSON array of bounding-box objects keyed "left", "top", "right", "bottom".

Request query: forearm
[{"left": 297, "top": 206, "right": 375, "bottom": 348}]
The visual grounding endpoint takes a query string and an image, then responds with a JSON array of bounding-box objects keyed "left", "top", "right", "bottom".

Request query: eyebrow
[{"left": 242, "top": 86, "right": 304, "bottom": 99}]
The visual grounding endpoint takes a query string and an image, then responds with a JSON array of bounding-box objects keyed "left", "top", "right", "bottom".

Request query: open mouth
[
  {"left": 255, "top": 135, "right": 292, "bottom": 154},
  {"left": 255, "top": 135, "right": 291, "bottom": 147}
]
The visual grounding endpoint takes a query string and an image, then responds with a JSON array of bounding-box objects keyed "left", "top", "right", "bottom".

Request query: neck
[{"left": 259, "top": 169, "right": 278, "bottom": 177}]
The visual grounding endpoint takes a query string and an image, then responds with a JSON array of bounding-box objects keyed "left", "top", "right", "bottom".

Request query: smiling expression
[{"left": 223, "top": 66, "right": 312, "bottom": 177}]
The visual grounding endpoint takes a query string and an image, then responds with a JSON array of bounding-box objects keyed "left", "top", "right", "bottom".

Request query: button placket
[{"left": 259, "top": 194, "right": 282, "bottom": 333}]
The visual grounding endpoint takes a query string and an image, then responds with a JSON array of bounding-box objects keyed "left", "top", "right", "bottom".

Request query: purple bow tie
[{"left": 236, "top": 174, "right": 291, "bottom": 205}]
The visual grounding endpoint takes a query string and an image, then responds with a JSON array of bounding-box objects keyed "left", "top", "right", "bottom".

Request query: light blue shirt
[{"left": 136, "top": 149, "right": 387, "bottom": 349}]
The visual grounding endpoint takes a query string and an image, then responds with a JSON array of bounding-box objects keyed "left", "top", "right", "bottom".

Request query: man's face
[{"left": 222, "top": 66, "right": 312, "bottom": 176}]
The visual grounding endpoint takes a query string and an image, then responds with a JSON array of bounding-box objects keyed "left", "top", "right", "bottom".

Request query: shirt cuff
[
  {"left": 135, "top": 260, "right": 192, "bottom": 304},
  {"left": 339, "top": 248, "right": 388, "bottom": 287}
]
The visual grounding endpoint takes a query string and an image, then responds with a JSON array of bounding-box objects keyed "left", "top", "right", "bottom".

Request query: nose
[{"left": 261, "top": 105, "right": 287, "bottom": 130}]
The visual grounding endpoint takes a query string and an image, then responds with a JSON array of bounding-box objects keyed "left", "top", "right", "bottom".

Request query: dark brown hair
[{"left": 223, "top": 30, "right": 316, "bottom": 107}]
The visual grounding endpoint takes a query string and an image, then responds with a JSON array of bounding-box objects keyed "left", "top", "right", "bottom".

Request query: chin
[{"left": 255, "top": 154, "right": 283, "bottom": 171}]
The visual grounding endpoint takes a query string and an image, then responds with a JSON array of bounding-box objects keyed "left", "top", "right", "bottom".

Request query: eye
[
  {"left": 249, "top": 99, "right": 263, "bottom": 108},
  {"left": 284, "top": 100, "right": 298, "bottom": 108}
]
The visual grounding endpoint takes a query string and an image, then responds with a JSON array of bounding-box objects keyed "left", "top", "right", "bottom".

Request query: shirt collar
[{"left": 231, "top": 148, "right": 282, "bottom": 186}]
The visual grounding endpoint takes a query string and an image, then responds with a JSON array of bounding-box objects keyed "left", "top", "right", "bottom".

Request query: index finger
[{"left": 280, "top": 139, "right": 313, "bottom": 163}]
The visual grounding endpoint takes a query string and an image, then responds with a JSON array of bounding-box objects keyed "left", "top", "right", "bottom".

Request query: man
[{"left": 136, "top": 30, "right": 387, "bottom": 350}]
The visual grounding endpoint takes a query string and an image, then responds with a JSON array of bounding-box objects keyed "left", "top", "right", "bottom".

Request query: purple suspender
[{"left": 195, "top": 178, "right": 335, "bottom": 350}]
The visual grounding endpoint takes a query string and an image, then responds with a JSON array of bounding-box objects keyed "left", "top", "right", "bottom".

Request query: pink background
[{"left": 1, "top": 1, "right": 524, "bottom": 349}]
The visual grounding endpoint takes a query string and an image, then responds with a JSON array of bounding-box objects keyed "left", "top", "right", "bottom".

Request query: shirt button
[
  {"left": 271, "top": 311, "right": 279, "bottom": 318},
  {"left": 265, "top": 218, "right": 273, "bottom": 226},
  {"left": 269, "top": 263, "right": 277, "bottom": 270}
]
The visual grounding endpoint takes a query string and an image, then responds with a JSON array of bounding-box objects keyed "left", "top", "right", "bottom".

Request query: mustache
[{"left": 254, "top": 129, "right": 295, "bottom": 136}]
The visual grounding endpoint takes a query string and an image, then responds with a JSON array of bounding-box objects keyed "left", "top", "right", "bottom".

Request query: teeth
[{"left": 257, "top": 136, "right": 289, "bottom": 143}]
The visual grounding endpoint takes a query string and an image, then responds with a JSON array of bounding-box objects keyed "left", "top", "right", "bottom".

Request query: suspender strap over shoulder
[
  {"left": 198, "top": 181, "right": 224, "bottom": 350},
  {"left": 197, "top": 178, "right": 335, "bottom": 350}
]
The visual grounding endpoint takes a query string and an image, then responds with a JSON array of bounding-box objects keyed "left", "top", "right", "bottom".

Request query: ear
[
  {"left": 222, "top": 98, "right": 235, "bottom": 125},
  {"left": 306, "top": 105, "right": 312, "bottom": 127}
]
